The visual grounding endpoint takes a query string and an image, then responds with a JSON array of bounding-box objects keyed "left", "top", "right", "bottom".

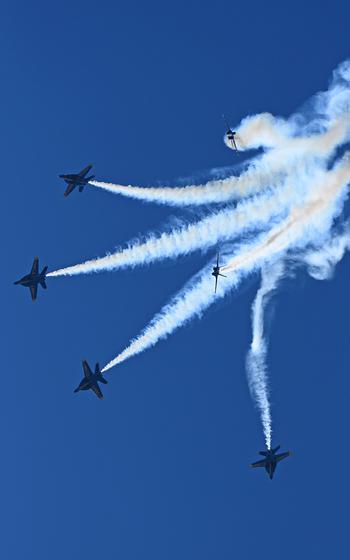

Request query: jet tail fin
[
  {"left": 40, "top": 279, "right": 47, "bottom": 289},
  {"left": 41, "top": 266, "right": 48, "bottom": 276},
  {"left": 96, "top": 363, "right": 108, "bottom": 384}
]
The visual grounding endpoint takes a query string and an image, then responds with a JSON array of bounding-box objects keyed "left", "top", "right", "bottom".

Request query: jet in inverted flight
[
  {"left": 14, "top": 257, "right": 48, "bottom": 301},
  {"left": 59, "top": 164, "right": 95, "bottom": 197},
  {"left": 250, "top": 445, "right": 291, "bottom": 479},
  {"left": 223, "top": 115, "right": 238, "bottom": 152},
  {"left": 212, "top": 253, "right": 226, "bottom": 293},
  {"left": 74, "top": 360, "right": 108, "bottom": 400}
]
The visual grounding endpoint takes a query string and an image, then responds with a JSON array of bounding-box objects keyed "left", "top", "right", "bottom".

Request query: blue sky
[{"left": 2, "top": 1, "right": 350, "bottom": 559}]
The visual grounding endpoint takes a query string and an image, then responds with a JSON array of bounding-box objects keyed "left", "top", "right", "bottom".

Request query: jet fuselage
[
  {"left": 15, "top": 272, "right": 44, "bottom": 287},
  {"left": 74, "top": 361, "right": 108, "bottom": 399},
  {"left": 75, "top": 374, "right": 104, "bottom": 392},
  {"left": 251, "top": 445, "right": 291, "bottom": 479},
  {"left": 14, "top": 258, "right": 48, "bottom": 300}
]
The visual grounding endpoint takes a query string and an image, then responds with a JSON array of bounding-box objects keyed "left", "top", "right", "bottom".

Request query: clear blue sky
[{"left": 2, "top": 1, "right": 350, "bottom": 559}]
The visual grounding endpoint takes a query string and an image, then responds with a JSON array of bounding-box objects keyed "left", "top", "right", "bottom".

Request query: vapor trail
[
  {"left": 89, "top": 61, "right": 350, "bottom": 207},
  {"left": 47, "top": 155, "right": 349, "bottom": 279},
  {"left": 101, "top": 266, "right": 238, "bottom": 373},
  {"left": 246, "top": 262, "right": 284, "bottom": 450},
  {"left": 89, "top": 118, "right": 349, "bottom": 206},
  {"left": 48, "top": 177, "right": 299, "bottom": 278},
  {"left": 101, "top": 154, "right": 350, "bottom": 374}
]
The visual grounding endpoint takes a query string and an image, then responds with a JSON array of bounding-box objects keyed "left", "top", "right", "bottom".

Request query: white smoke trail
[
  {"left": 89, "top": 118, "right": 349, "bottom": 206},
  {"left": 47, "top": 177, "right": 297, "bottom": 277},
  {"left": 101, "top": 154, "right": 350, "bottom": 374},
  {"left": 47, "top": 153, "right": 349, "bottom": 279},
  {"left": 89, "top": 61, "right": 350, "bottom": 207},
  {"left": 47, "top": 60, "right": 350, "bottom": 279},
  {"left": 101, "top": 264, "right": 239, "bottom": 372},
  {"left": 246, "top": 262, "right": 284, "bottom": 450}
]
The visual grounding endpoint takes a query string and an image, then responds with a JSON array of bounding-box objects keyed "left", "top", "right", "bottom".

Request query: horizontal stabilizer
[{"left": 40, "top": 279, "right": 47, "bottom": 289}]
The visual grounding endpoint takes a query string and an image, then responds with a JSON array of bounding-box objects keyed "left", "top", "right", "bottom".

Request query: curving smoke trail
[
  {"left": 89, "top": 117, "right": 349, "bottom": 207},
  {"left": 48, "top": 62, "right": 350, "bottom": 281},
  {"left": 246, "top": 262, "right": 284, "bottom": 450},
  {"left": 101, "top": 154, "right": 350, "bottom": 377},
  {"left": 101, "top": 265, "right": 237, "bottom": 372},
  {"left": 46, "top": 60, "right": 350, "bottom": 444},
  {"left": 47, "top": 153, "right": 349, "bottom": 279},
  {"left": 48, "top": 61, "right": 350, "bottom": 448},
  {"left": 89, "top": 61, "right": 350, "bottom": 207},
  {"left": 100, "top": 154, "right": 350, "bottom": 445},
  {"left": 47, "top": 178, "right": 296, "bottom": 277}
]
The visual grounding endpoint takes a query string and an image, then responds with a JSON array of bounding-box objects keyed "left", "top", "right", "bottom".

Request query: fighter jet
[
  {"left": 223, "top": 115, "right": 238, "bottom": 152},
  {"left": 74, "top": 360, "right": 108, "bottom": 400},
  {"left": 212, "top": 253, "right": 226, "bottom": 293},
  {"left": 250, "top": 445, "right": 291, "bottom": 479},
  {"left": 59, "top": 164, "right": 95, "bottom": 197},
  {"left": 14, "top": 257, "right": 48, "bottom": 301}
]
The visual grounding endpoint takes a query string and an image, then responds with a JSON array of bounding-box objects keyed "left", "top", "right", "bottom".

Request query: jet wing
[
  {"left": 91, "top": 383, "right": 104, "bottom": 399},
  {"left": 78, "top": 164, "right": 93, "bottom": 178},
  {"left": 31, "top": 257, "right": 39, "bottom": 275},
  {"left": 64, "top": 182, "right": 76, "bottom": 197},
  {"left": 82, "top": 360, "right": 93, "bottom": 378},
  {"left": 276, "top": 451, "right": 291, "bottom": 463},
  {"left": 214, "top": 275, "right": 218, "bottom": 293},
  {"left": 250, "top": 459, "right": 267, "bottom": 468},
  {"left": 30, "top": 285, "right": 37, "bottom": 301}
]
